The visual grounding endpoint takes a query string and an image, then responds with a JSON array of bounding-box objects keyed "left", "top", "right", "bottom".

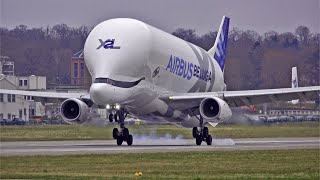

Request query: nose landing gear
[
  {"left": 192, "top": 116, "right": 212, "bottom": 146},
  {"left": 111, "top": 109, "right": 133, "bottom": 146}
]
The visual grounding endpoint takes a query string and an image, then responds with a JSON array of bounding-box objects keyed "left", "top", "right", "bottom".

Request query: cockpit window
[{"left": 94, "top": 77, "right": 145, "bottom": 88}]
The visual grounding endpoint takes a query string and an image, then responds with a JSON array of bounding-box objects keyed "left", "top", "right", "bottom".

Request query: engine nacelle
[
  {"left": 199, "top": 97, "right": 232, "bottom": 122},
  {"left": 60, "top": 98, "right": 90, "bottom": 124}
]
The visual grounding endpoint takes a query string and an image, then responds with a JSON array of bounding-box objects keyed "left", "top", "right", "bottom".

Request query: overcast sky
[{"left": 0, "top": 0, "right": 319, "bottom": 35}]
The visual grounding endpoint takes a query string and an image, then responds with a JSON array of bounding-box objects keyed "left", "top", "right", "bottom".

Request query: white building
[
  {"left": 0, "top": 75, "right": 46, "bottom": 121},
  {"left": 5, "top": 75, "right": 46, "bottom": 90}
]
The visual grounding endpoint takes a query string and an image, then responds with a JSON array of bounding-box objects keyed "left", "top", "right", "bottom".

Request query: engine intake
[
  {"left": 60, "top": 98, "right": 90, "bottom": 124},
  {"left": 199, "top": 97, "right": 232, "bottom": 122}
]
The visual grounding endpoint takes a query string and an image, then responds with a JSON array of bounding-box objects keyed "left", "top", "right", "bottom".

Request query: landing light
[
  {"left": 115, "top": 104, "right": 121, "bottom": 110},
  {"left": 106, "top": 104, "right": 111, "bottom": 109}
]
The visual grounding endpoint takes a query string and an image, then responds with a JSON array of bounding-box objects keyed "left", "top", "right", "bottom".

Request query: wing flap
[{"left": 162, "top": 86, "right": 320, "bottom": 110}]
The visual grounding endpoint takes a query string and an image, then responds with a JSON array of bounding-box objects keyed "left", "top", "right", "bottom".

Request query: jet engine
[
  {"left": 199, "top": 97, "right": 232, "bottom": 122},
  {"left": 60, "top": 98, "right": 90, "bottom": 124}
]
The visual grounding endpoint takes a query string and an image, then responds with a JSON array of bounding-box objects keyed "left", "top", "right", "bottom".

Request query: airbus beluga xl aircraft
[{"left": 1, "top": 16, "right": 319, "bottom": 146}]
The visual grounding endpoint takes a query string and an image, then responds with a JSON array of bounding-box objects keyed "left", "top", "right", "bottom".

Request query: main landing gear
[
  {"left": 109, "top": 109, "right": 133, "bottom": 146},
  {"left": 192, "top": 116, "right": 212, "bottom": 146}
]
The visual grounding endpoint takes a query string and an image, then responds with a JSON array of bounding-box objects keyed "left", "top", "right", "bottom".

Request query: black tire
[
  {"left": 114, "top": 115, "right": 118, "bottom": 122},
  {"left": 113, "top": 128, "right": 119, "bottom": 139},
  {"left": 206, "top": 135, "right": 212, "bottom": 145},
  {"left": 109, "top": 114, "right": 114, "bottom": 122},
  {"left": 117, "top": 135, "right": 123, "bottom": 145},
  {"left": 123, "top": 128, "right": 129, "bottom": 139},
  {"left": 203, "top": 127, "right": 209, "bottom": 138},
  {"left": 127, "top": 134, "right": 133, "bottom": 146},
  {"left": 192, "top": 127, "right": 198, "bottom": 138},
  {"left": 196, "top": 136, "right": 202, "bottom": 146}
]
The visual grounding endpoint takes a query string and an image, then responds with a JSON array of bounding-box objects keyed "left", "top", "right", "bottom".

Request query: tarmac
[{"left": 1, "top": 137, "right": 319, "bottom": 156}]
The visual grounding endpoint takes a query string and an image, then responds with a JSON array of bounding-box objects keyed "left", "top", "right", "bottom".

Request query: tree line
[{"left": 0, "top": 24, "right": 319, "bottom": 90}]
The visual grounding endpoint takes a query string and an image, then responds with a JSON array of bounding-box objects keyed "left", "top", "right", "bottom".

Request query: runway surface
[{"left": 1, "top": 137, "right": 319, "bottom": 156}]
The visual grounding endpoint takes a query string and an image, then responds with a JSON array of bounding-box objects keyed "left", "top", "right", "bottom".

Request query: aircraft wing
[
  {"left": 0, "top": 89, "right": 90, "bottom": 103},
  {"left": 161, "top": 86, "right": 320, "bottom": 110}
]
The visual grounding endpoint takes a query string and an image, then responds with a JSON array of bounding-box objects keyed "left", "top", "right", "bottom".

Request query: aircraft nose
[{"left": 89, "top": 83, "right": 132, "bottom": 105}]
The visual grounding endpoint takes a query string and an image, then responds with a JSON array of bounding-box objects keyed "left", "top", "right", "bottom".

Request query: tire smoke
[
  {"left": 211, "top": 138, "right": 235, "bottom": 145},
  {"left": 132, "top": 130, "right": 190, "bottom": 145},
  {"left": 132, "top": 130, "right": 235, "bottom": 146}
]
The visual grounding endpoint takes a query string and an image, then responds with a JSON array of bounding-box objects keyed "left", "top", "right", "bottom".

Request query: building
[
  {"left": 5, "top": 75, "right": 46, "bottom": 90},
  {"left": 268, "top": 108, "right": 320, "bottom": 116},
  {"left": 0, "top": 56, "right": 14, "bottom": 75},
  {"left": 71, "top": 50, "right": 91, "bottom": 88},
  {"left": 0, "top": 75, "right": 47, "bottom": 121},
  {"left": 0, "top": 76, "right": 29, "bottom": 121}
]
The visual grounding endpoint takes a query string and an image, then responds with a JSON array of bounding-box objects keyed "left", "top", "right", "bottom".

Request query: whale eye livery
[{"left": 152, "top": 67, "right": 160, "bottom": 78}]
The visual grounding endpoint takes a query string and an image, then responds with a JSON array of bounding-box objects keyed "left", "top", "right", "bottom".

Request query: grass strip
[{"left": 0, "top": 149, "right": 319, "bottom": 179}]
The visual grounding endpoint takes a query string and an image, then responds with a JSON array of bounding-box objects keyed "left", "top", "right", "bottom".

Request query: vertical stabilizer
[
  {"left": 292, "top": 67, "right": 298, "bottom": 88},
  {"left": 208, "top": 16, "right": 230, "bottom": 72},
  {"left": 291, "top": 67, "right": 299, "bottom": 104}
]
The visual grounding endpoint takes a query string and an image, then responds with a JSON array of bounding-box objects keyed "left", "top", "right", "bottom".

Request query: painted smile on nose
[
  {"left": 89, "top": 77, "right": 145, "bottom": 105},
  {"left": 93, "top": 77, "right": 145, "bottom": 88}
]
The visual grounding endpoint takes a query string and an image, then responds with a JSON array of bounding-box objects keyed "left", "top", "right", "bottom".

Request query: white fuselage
[{"left": 84, "top": 18, "right": 225, "bottom": 127}]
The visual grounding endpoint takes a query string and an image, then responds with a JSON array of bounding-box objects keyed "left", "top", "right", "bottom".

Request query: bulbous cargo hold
[
  {"left": 84, "top": 18, "right": 151, "bottom": 83},
  {"left": 84, "top": 18, "right": 224, "bottom": 95},
  {"left": 60, "top": 98, "right": 90, "bottom": 124}
]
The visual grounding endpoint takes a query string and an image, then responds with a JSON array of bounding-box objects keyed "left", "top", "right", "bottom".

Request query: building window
[
  {"left": 12, "top": 95, "right": 15, "bottom": 102},
  {"left": 0, "top": 113, "right": 3, "bottom": 120},
  {"left": 8, "top": 113, "right": 11, "bottom": 120},
  {"left": 24, "top": 108, "right": 27, "bottom": 115},
  {"left": 80, "top": 63, "right": 85, "bottom": 77},
  {"left": 74, "top": 63, "right": 78, "bottom": 77},
  {"left": 73, "top": 79, "right": 77, "bottom": 85},
  {"left": 31, "top": 109, "right": 35, "bottom": 116},
  {"left": 19, "top": 80, "right": 23, "bottom": 86},
  {"left": 19, "top": 110, "right": 23, "bottom": 118},
  {"left": 24, "top": 80, "right": 28, "bottom": 86},
  {"left": 0, "top": 94, "right": 3, "bottom": 102},
  {"left": 7, "top": 94, "right": 12, "bottom": 102}
]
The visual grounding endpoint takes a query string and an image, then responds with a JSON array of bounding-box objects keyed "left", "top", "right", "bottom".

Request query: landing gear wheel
[
  {"left": 206, "top": 135, "right": 212, "bottom": 145},
  {"left": 117, "top": 135, "right": 123, "bottom": 145},
  {"left": 203, "top": 127, "right": 209, "bottom": 138},
  {"left": 196, "top": 136, "right": 202, "bottom": 146},
  {"left": 123, "top": 128, "right": 129, "bottom": 139},
  {"left": 113, "top": 108, "right": 133, "bottom": 146},
  {"left": 109, "top": 114, "right": 114, "bottom": 122},
  {"left": 192, "top": 127, "right": 198, "bottom": 138},
  {"left": 113, "top": 128, "right": 119, "bottom": 139},
  {"left": 127, "top": 134, "right": 133, "bottom": 146}
]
